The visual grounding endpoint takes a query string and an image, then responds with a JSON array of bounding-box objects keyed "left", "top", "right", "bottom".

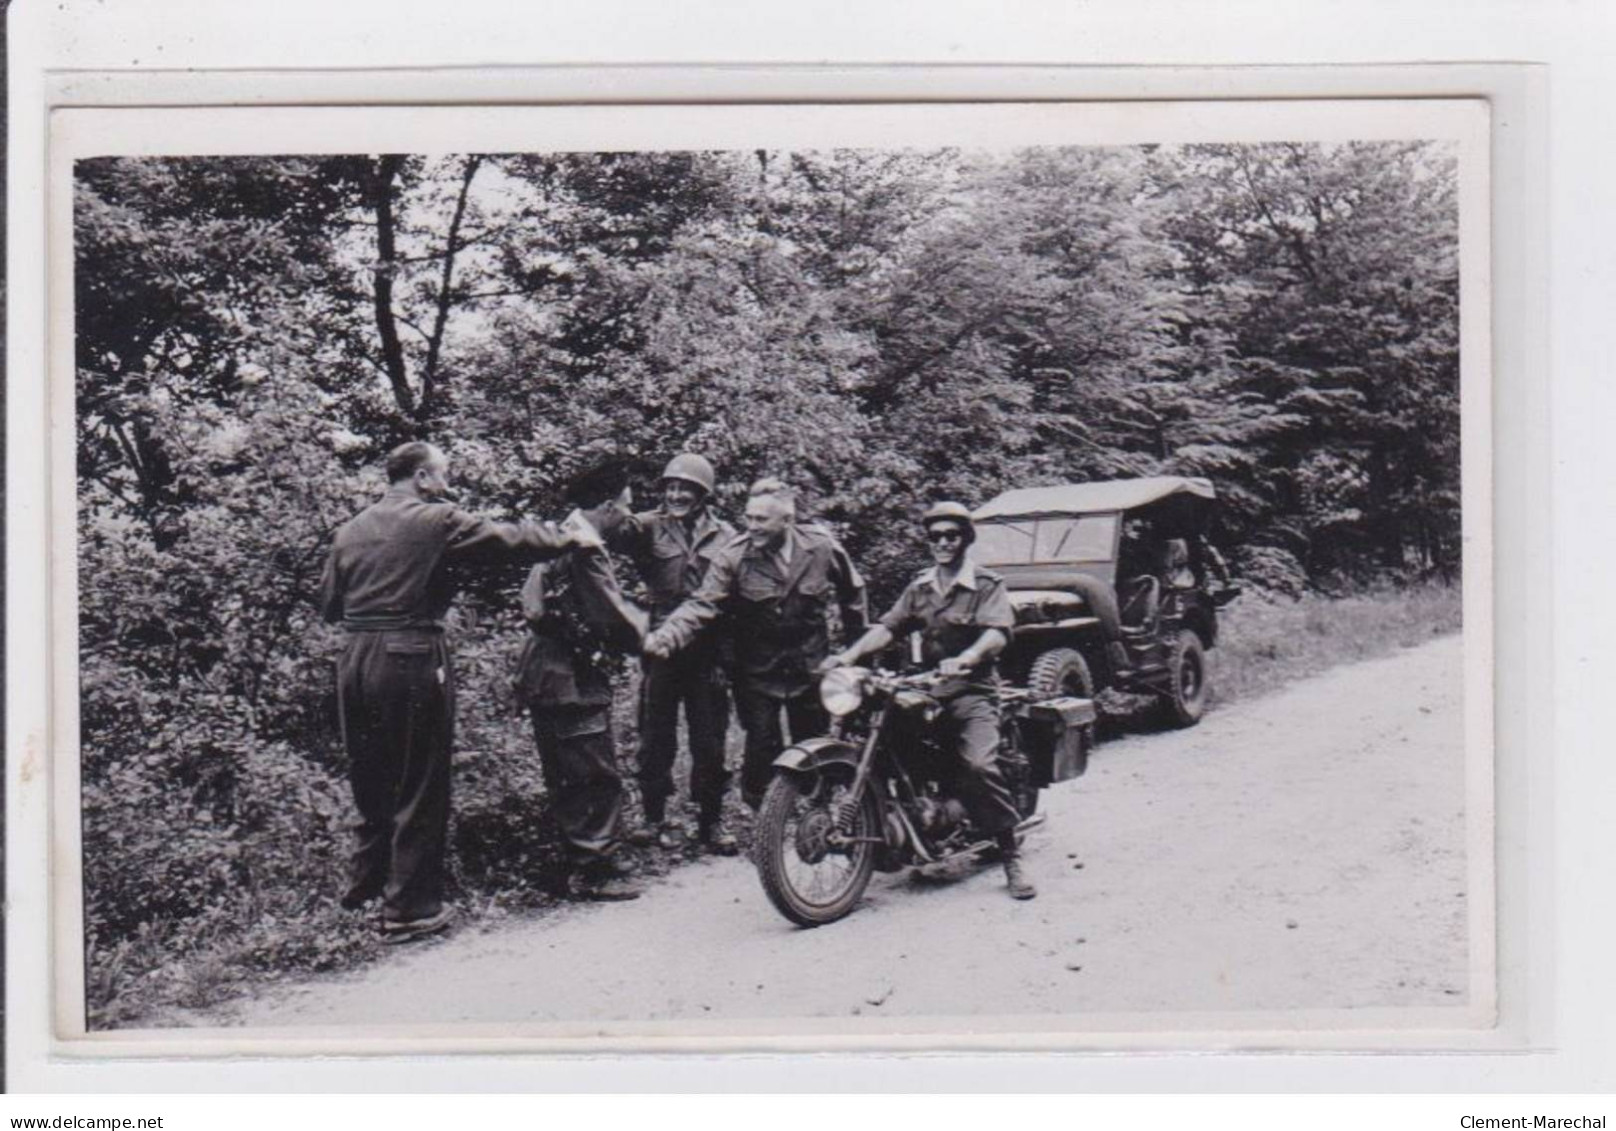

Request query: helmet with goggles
[{"left": 920, "top": 500, "right": 976, "bottom": 547}]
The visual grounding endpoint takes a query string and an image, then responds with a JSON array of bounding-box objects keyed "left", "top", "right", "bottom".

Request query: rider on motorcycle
[{"left": 823, "top": 502, "right": 1036, "bottom": 900}]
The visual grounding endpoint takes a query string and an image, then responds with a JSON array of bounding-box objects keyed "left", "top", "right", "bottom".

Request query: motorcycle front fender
[{"left": 772, "top": 736, "right": 862, "bottom": 778}]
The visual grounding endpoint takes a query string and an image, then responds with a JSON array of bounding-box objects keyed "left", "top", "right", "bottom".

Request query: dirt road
[{"left": 225, "top": 634, "right": 1472, "bottom": 1031}]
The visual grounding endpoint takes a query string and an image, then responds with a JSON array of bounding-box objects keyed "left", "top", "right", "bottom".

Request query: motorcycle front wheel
[{"left": 755, "top": 772, "right": 882, "bottom": 928}]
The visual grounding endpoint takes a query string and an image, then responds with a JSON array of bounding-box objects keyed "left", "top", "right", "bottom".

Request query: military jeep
[{"left": 972, "top": 476, "right": 1240, "bottom": 729}]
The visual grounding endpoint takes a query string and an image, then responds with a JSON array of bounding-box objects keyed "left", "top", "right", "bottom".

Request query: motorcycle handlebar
[
  {"left": 862, "top": 668, "right": 941, "bottom": 693},
  {"left": 863, "top": 668, "right": 1027, "bottom": 701}
]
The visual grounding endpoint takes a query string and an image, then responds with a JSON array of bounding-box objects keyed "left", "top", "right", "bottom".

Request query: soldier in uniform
[
  {"left": 604, "top": 454, "right": 738, "bottom": 854},
  {"left": 516, "top": 462, "right": 648, "bottom": 900},
  {"left": 825, "top": 502, "right": 1036, "bottom": 900},
  {"left": 645, "top": 478, "right": 867, "bottom": 812},
  {"left": 319, "top": 440, "right": 597, "bottom": 943}
]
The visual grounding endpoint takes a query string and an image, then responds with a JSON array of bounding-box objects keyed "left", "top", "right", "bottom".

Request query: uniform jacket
[
  {"left": 320, "top": 488, "right": 573, "bottom": 630},
  {"left": 515, "top": 547, "right": 648, "bottom": 709},
  {"left": 878, "top": 556, "right": 1015, "bottom": 697},
  {"left": 606, "top": 506, "right": 737, "bottom": 621},
  {"left": 656, "top": 525, "right": 868, "bottom": 698}
]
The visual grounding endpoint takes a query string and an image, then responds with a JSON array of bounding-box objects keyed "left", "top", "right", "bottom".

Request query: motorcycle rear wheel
[{"left": 756, "top": 772, "right": 882, "bottom": 928}]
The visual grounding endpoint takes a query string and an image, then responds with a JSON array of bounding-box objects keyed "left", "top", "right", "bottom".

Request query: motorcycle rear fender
[{"left": 772, "top": 736, "right": 862, "bottom": 778}]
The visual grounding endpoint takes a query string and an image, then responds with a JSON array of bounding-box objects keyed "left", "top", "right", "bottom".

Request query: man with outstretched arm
[
  {"left": 823, "top": 501, "right": 1036, "bottom": 900},
  {"left": 644, "top": 478, "right": 867, "bottom": 812},
  {"left": 319, "top": 440, "right": 598, "bottom": 942}
]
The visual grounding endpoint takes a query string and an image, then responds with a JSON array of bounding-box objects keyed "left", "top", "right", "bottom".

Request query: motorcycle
[{"left": 753, "top": 665, "right": 1095, "bottom": 927}]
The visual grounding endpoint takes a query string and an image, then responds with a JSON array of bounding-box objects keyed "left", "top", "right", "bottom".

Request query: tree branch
[
  {"left": 755, "top": 149, "right": 773, "bottom": 235},
  {"left": 454, "top": 286, "right": 550, "bottom": 302},
  {"left": 395, "top": 312, "right": 433, "bottom": 343},
  {"left": 108, "top": 422, "right": 150, "bottom": 500},
  {"left": 391, "top": 222, "right": 511, "bottom": 263},
  {"left": 1235, "top": 152, "right": 1319, "bottom": 287},
  {"left": 419, "top": 154, "right": 483, "bottom": 421}
]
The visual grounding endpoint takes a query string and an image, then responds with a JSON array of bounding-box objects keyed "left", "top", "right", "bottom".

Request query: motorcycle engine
[{"left": 915, "top": 796, "right": 969, "bottom": 836}]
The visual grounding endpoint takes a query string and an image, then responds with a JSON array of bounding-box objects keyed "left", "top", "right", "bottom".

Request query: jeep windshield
[{"left": 974, "top": 514, "right": 1118, "bottom": 566}]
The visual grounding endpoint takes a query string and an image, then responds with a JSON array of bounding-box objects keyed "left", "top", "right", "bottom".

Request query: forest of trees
[{"left": 73, "top": 142, "right": 1460, "bottom": 1020}]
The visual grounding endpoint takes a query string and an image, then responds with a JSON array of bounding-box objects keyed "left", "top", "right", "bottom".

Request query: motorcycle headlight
[{"left": 820, "top": 667, "right": 866, "bottom": 717}]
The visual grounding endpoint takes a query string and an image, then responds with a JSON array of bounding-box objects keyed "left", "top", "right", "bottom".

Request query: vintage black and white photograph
[{"left": 52, "top": 100, "right": 1491, "bottom": 1046}]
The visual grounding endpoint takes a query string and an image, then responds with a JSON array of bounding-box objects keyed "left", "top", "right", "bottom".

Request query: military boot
[
  {"left": 627, "top": 798, "right": 667, "bottom": 848},
  {"left": 380, "top": 906, "right": 454, "bottom": 944},
  {"left": 1003, "top": 857, "right": 1037, "bottom": 900},
  {"left": 698, "top": 811, "right": 739, "bottom": 856},
  {"left": 572, "top": 853, "right": 642, "bottom": 902},
  {"left": 654, "top": 817, "right": 686, "bottom": 850},
  {"left": 999, "top": 832, "right": 1037, "bottom": 900}
]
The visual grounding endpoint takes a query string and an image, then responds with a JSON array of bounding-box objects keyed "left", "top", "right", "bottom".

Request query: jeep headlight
[{"left": 820, "top": 667, "right": 865, "bottom": 717}]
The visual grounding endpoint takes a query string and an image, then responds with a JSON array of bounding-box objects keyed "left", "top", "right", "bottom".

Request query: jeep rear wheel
[{"left": 1162, "top": 629, "right": 1209, "bottom": 727}]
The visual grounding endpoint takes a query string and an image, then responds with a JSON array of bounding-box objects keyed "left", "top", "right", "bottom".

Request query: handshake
[
  {"left": 560, "top": 510, "right": 606, "bottom": 551},
  {"left": 816, "top": 651, "right": 855, "bottom": 675},
  {"left": 642, "top": 627, "right": 676, "bottom": 660}
]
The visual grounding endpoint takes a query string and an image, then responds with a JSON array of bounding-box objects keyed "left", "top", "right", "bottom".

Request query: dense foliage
[{"left": 74, "top": 143, "right": 1460, "bottom": 1023}]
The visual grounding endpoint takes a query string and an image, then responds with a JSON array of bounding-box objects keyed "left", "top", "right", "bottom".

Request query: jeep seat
[{"left": 1120, "top": 575, "right": 1162, "bottom": 632}]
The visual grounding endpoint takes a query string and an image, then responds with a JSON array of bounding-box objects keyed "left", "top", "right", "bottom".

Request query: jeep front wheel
[{"left": 1027, "top": 647, "right": 1097, "bottom": 750}]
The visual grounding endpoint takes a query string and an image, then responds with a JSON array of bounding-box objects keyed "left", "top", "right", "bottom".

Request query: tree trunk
[{"left": 370, "top": 155, "right": 417, "bottom": 421}]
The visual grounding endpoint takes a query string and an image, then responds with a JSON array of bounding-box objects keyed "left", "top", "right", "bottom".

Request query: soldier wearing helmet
[
  {"left": 604, "top": 452, "right": 739, "bottom": 853},
  {"left": 824, "top": 500, "right": 1036, "bottom": 900},
  {"left": 645, "top": 478, "right": 868, "bottom": 812}
]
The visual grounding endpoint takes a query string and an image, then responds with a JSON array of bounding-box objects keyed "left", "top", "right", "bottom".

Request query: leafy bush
[{"left": 1231, "top": 544, "right": 1310, "bottom": 599}]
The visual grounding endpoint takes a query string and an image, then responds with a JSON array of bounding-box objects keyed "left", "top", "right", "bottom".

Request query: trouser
[
  {"left": 528, "top": 703, "right": 626, "bottom": 863},
  {"left": 938, "top": 692, "right": 1021, "bottom": 836},
  {"left": 636, "top": 654, "right": 730, "bottom": 821},
  {"left": 731, "top": 681, "right": 828, "bottom": 810},
  {"left": 336, "top": 629, "right": 453, "bottom": 924}
]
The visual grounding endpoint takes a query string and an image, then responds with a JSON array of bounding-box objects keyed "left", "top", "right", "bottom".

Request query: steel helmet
[
  {"left": 661, "top": 452, "right": 716, "bottom": 495},
  {"left": 921, "top": 500, "right": 976, "bottom": 546}
]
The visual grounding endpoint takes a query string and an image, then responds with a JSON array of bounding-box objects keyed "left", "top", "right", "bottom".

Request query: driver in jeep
[{"left": 823, "top": 502, "right": 1035, "bottom": 900}]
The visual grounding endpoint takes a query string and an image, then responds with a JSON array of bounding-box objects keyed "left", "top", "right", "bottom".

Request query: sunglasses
[{"left": 927, "top": 529, "right": 967, "bottom": 544}]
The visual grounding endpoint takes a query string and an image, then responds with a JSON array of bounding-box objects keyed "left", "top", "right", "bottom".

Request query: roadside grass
[
  {"left": 113, "top": 583, "right": 1461, "bottom": 1029},
  {"left": 93, "top": 904, "right": 388, "bottom": 1029},
  {"left": 1208, "top": 582, "right": 1462, "bottom": 709}
]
